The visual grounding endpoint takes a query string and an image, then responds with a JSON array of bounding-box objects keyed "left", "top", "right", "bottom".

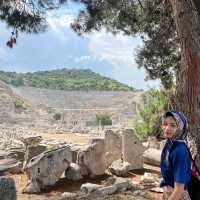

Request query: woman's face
[{"left": 162, "top": 116, "right": 178, "bottom": 139}]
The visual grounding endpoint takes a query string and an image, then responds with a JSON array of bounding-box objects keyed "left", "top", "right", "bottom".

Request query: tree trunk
[{"left": 169, "top": 0, "right": 200, "bottom": 168}]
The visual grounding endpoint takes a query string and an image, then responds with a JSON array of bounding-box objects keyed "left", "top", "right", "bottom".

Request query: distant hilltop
[{"left": 0, "top": 68, "right": 138, "bottom": 91}]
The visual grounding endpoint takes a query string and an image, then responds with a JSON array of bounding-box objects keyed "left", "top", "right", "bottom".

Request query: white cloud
[
  {"left": 47, "top": 12, "right": 74, "bottom": 29},
  {"left": 87, "top": 30, "right": 160, "bottom": 89},
  {"left": 46, "top": 11, "right": 75, "bottom": 40},
  {"left": 75, "top": 55, "right": 91, "bottom": 62},
  {"left": 88, "top": 30, "right": 139, "bottom": 67}
]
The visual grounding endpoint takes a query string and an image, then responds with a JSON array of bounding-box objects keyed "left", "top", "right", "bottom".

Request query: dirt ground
[
  {"left": 41, "top": 132, "right": 90, "bottom": 144},
  {"left": 7, "top": 132, "right": 162, "bottom": 200},
  {"left": 9, "top": 165, "right": 162, "bottom": 200}
]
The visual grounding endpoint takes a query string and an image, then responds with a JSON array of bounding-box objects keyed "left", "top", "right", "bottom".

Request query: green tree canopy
[
  {"left": 95, "top": 114, "right": 112, "bottom": 127},
  {"left": 0, "top": 0, "right": 67, "bottom": 47},
  {"left": 0, "top": 69, "right": 135, "bottom": 91}
]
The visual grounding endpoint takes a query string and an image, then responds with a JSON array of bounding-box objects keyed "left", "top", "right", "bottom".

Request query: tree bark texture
[{"left": 169, "top": 0, "right": 200, "bottom": 168}]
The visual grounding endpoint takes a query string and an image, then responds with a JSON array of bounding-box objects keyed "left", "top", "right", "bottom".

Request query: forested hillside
[{"left": 0, "top": 69, "right": 135, "bottom": 91}]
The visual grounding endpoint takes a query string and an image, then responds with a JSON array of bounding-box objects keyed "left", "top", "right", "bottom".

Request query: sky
[{"left": 0, "top": 1, "right": 160, "bottom": 90}]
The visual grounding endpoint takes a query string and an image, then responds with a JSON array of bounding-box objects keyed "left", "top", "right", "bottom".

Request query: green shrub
[
  {"left": 95, "top": 114, "right": 112, "bottom": 127},
  {"left": 14, "top": 98, "right": 25, "bottom": 109},
  {"left": 133, "top": 87, "right": 174, "bottom": 139},
  {"left": 53, "top": 113, "right": 62, "bottom": 120},
  {"left": 10, "top": 78, "right": 24, "bottom": 86},
  {"left": 51, "top": 191, "right": 62, "bottom": 197},
  {"left": 122, "top": 195, "right": 135, "bottom": 200},
  {"left": 101, "top": 196, "right": 115, "bottom": 200}
]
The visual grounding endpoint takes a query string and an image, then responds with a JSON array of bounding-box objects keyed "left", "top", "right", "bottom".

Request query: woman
[{"left": 160, "top": 111, "right": 191, "bottom": 200}]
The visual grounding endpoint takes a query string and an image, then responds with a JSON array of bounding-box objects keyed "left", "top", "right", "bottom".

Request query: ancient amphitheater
[{"left": 11, "top": 86, "right": 143, "bottom": 131}]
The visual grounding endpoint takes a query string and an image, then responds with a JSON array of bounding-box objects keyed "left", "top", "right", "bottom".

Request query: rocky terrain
[
  {"left": 0, "top": 127, "right": 163, "bottom": 200},
  {"left": 0, "top": 81, "right": 164, "bottom": 200}
]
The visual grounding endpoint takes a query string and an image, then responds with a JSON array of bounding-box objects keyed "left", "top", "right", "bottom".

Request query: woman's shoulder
[
  {"left": 171, "top": 141, "right": 189, "bottom": 157},
  {"left": 170, "top": 141, "right": 191, "bottom": 170}
]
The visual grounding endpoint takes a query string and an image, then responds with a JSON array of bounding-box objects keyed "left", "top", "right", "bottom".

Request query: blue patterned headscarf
[
  {"left": 162, "top": 111, "right": 188, "bottom": 142},
  {"left": 161, "top": 111, "right": 188, "bottom": 166}
]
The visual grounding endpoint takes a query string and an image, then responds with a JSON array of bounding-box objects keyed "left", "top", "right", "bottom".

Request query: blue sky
[{"left": 0, "top": 1, "right": 160, "bottom": 90}]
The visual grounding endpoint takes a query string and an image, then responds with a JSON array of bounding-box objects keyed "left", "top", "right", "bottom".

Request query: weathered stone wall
[
  {"left": 122, "top": 129, "right": 145, "bottom": 170},
  {"left": 104, "top": 130, "right": 122, "bottom": 168},
  {"left": 104, "top": 129, "right": 145, "bottom": 170}
]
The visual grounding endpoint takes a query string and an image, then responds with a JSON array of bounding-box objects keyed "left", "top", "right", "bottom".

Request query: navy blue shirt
[{"left": 160, "top": 141, "right": 191, "bottom": 189}]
